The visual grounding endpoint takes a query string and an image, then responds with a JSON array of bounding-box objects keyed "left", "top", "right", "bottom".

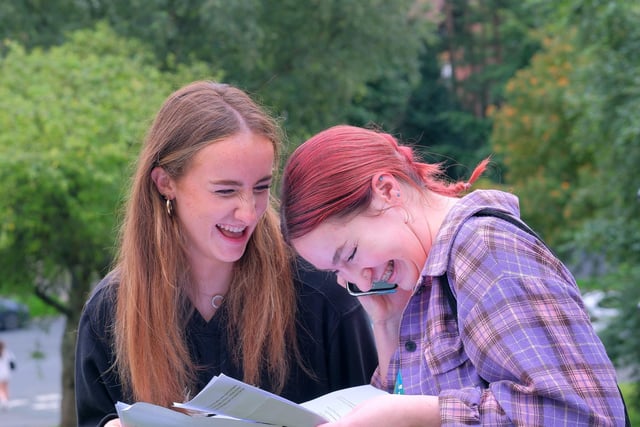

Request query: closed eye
[
  {"left": 347, "top": 246, "right": 357, "bottom": 262},
  {"left": 254, "top": 183, "right": 271, "bottom": 192}
]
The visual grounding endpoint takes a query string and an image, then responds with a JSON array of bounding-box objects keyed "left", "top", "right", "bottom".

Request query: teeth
[
  {"left": 218, "top": 224, "right": 246, "bottom": 233},
  {"left": 380, "top": 260, "right": 394, "bottom": 282}
]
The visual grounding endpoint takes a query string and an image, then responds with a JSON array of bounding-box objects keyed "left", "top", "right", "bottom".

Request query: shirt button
[{"left": 404, "top": 340, "right": 417, "bottom": 352}]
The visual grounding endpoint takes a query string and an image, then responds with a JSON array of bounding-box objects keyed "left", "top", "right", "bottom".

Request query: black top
[{"left": 75, "top": 262, "right": 378, "bottom": 427}]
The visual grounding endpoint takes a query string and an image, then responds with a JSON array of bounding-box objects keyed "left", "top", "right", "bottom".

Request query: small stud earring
[{"left": 396, "top": 192, "right": 401, "bottom": 197}]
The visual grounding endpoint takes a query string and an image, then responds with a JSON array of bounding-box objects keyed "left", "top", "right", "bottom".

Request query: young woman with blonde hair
[{"left": 75, "top": 83, "right": 377, "bottom": 427}]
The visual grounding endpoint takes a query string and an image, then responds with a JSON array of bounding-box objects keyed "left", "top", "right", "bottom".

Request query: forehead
[
  {"left": 191, "top": 133, "right": 274, "bottom": 174},
  {"left": 292, "top": 219, "right": 350, "bottom": 270}
]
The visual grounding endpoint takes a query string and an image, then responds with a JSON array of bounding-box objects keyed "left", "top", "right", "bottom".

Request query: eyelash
[
  {"left": 216, "top": 184, "right": 271, "bottom": 195},
  {"left": 255, "top": 184, "right": 271, "bottom": 192},
  {"left": 330, "top": 245, "right": 357, "bottom": 275},
  {"left": 347, "top": 246, "right": 357, "bottom": 262}
]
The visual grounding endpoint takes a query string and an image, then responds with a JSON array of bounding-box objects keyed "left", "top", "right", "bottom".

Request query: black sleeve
[
  {"left": 75, "top": 278, "right": 124, "bottom": 427},
  {"left": 288, "top": 259, "right": 378, "bottom": 401}
]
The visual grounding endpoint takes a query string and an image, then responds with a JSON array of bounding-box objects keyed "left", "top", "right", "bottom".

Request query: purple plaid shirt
[{"left": 372, "top": 190, "right": 626, "bottom": 426}]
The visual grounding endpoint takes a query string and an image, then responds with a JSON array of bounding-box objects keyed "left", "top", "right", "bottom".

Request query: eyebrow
[{"left": 332, "top": 244, "right": 345, "bottom": 267}]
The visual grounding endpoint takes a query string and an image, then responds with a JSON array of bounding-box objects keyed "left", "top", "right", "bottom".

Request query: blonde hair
[{"left": 114, "top": 81, "right": 298, "bottom": 406}]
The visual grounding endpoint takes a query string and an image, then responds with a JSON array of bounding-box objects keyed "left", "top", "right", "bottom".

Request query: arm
[{"left": 320, "top": 394, "right": 441, "bottom": 427}]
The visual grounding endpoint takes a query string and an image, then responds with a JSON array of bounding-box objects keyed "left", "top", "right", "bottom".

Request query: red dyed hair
[{"left": 280, "top": 125, "right": 489, "bottom": 241}]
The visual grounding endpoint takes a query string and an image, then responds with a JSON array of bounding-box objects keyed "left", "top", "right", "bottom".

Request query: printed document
[{"left": 116, "top": 373, "right": 387, "bottom": 427}]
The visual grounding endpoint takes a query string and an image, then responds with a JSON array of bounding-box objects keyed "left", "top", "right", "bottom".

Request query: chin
[{"left": 215, "top": 248, "right": 247, "bottom": 263}]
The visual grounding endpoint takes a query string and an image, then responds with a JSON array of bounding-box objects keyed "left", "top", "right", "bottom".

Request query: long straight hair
[{"left": 114, "top": 81, "right": 299, "bottom": 406}]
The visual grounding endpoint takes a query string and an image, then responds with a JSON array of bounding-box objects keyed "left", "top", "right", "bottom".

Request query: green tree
[
  {"left": 560, "top": 0, "right": 640, "bottom": 264},
  {"left": 0, "top": 0, "right": 90, "bottom": 51},
  {"left": 0, "top": 22, "right": 214, "bottom": 425},
  {"left": 439, "top": 0, "right": 541, "bottom": 116},
  {"left": 389, "top": 1, "right": 542, "bottom": 180},
  {"left": 395, "top": 44, "right": 492, "bottom": 180},
  {"left": 489, "top": 31, "right": 588, "bottom": 248},
  {"left": 493, "top": 1, "right": 640, "bottom": 412},
  {"left": 1, "top": 0, "right": 428, "bottom": 143},
  {"left": 559, "top": 0, "right": 640, "bottom": 407}
]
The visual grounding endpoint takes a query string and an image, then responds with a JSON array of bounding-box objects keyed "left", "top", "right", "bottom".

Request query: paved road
[{"left": 0, "top": 316, "right": 63, "bottom": 427}]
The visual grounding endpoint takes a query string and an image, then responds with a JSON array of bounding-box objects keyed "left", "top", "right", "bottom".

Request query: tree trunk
[
  {"left": 60, "top": 315, "right": 78, "bottom": 427},
  {"left": 59, "top": 266, "right": 93, "bottom": 427}
]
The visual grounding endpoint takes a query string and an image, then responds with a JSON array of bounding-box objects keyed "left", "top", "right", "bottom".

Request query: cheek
[{"left": 255, "top": 193, "right": 270, "bottom": 217}]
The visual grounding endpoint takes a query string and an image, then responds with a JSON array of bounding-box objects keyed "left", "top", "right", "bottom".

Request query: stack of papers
[{"left": 116, "top": 373, "right": 387, "bottom": 427}]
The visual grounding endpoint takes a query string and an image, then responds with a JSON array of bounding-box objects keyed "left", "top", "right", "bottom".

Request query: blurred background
[{"left": 0, "top": 1, "right": 638, "bottom": 425}]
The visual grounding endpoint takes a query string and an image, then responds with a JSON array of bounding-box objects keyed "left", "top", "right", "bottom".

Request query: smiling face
[
  {"left": 153, "top": 132, "right": 274, "bottom": 270},
  {"left": 291, "top": 202, "right": 429, "bottom": 294}
]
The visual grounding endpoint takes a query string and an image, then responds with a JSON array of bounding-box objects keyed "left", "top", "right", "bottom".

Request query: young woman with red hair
[{"left": 280, "top": 125, "right": 627, "bottom": 426}]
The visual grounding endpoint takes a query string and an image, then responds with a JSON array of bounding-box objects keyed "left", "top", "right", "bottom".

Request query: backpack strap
[
  {"left": 440, "top": 208, "right": 631, "bottom": 426},
  {"left": 441, "top": 207, "right": 544, "bottom": 319}
]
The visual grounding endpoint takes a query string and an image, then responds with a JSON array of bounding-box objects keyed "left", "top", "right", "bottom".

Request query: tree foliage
[
  {"left": 492, "top": 0, "right": 640, "bottom": 266},
  {"left": 560, "top": 0, "right": 640, "bottom": 264},
  {"left": 24, "top": 0, "right": 428, "bottom": 142},
  {"left": 0, "top": 22, "right": 216, "bottom": 425},
  {"left": 492, "top": 1, "right": 640, "bottom": 405},
  {"left": 1, "top": 23, "right": 160, "bottom": 295},
  {"left": 396, "top": 44, "right": 493, "bottom": 180},
  {"left": 392, "top": 0, "right": 541, "bottom": 180},
  {"left": 0, "top": 0, "right": 90, "bottom": 50},
  {"left": 489, "top": 30, "right": 587, "bottom": 248},
  {"left": 561, "top": 0, "right": 640, "bottom": 404}
]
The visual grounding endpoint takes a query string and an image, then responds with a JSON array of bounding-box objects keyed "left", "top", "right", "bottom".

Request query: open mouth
[
  {"left": 217, "top": 224, "right": 247, "bottom": 239},
  {"left": 379, "top": 260, "right": 395, "bottom": 283}
]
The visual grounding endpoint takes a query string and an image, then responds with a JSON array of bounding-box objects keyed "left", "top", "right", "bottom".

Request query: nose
[
  {"left": 235, "top": 193, "right": 258, "bottom": 223},
  {"left": 342, "top": 268, "right": 373, "bottom": 292}
]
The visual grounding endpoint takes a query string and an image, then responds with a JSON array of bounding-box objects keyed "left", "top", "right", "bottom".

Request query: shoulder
[
  {"left": 451, "top": 191, "right": 545, "bottom": 261},
  {"left": 425, "top": 190, "right": 526, "bottom": 276},
  {"left": 446, "top": 193, "right": 569, "bottom": 289},
  {"left": 292, "top": 258, "right": 363, "bottom": 318},
  {"left": 80, "top": 271, "right": 119, "bottom": 333}
]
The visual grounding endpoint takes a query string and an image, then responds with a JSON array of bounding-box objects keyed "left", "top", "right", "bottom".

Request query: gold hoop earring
[{"left": 166, "top": 198, "right": 174, "bottom": 217}]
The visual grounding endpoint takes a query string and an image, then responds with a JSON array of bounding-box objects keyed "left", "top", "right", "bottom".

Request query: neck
[
  {"left": 410, "top": 192, "right": 458, "bottom": 258},
  {"left": 188, "top": 261, "right": 234, "bottom": 321},
  {"left": 190, "top": 258, "right": 233, "bottom": 295}
]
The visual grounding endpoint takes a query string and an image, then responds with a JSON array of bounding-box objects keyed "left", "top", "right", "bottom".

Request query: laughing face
[
  {"left": 291, "top": 205, "right": 429, "bottom": 294},
  {"left": 153, "top": 132, "right": 275, "bottom": 269}
]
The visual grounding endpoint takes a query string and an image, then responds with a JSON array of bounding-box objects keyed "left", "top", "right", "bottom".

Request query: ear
[
  {"left": 151, "top": 166, "right": 175, "bottom": 199},
  {"left": 370, "top": 173, "right": 401, "bottom": 210}
]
